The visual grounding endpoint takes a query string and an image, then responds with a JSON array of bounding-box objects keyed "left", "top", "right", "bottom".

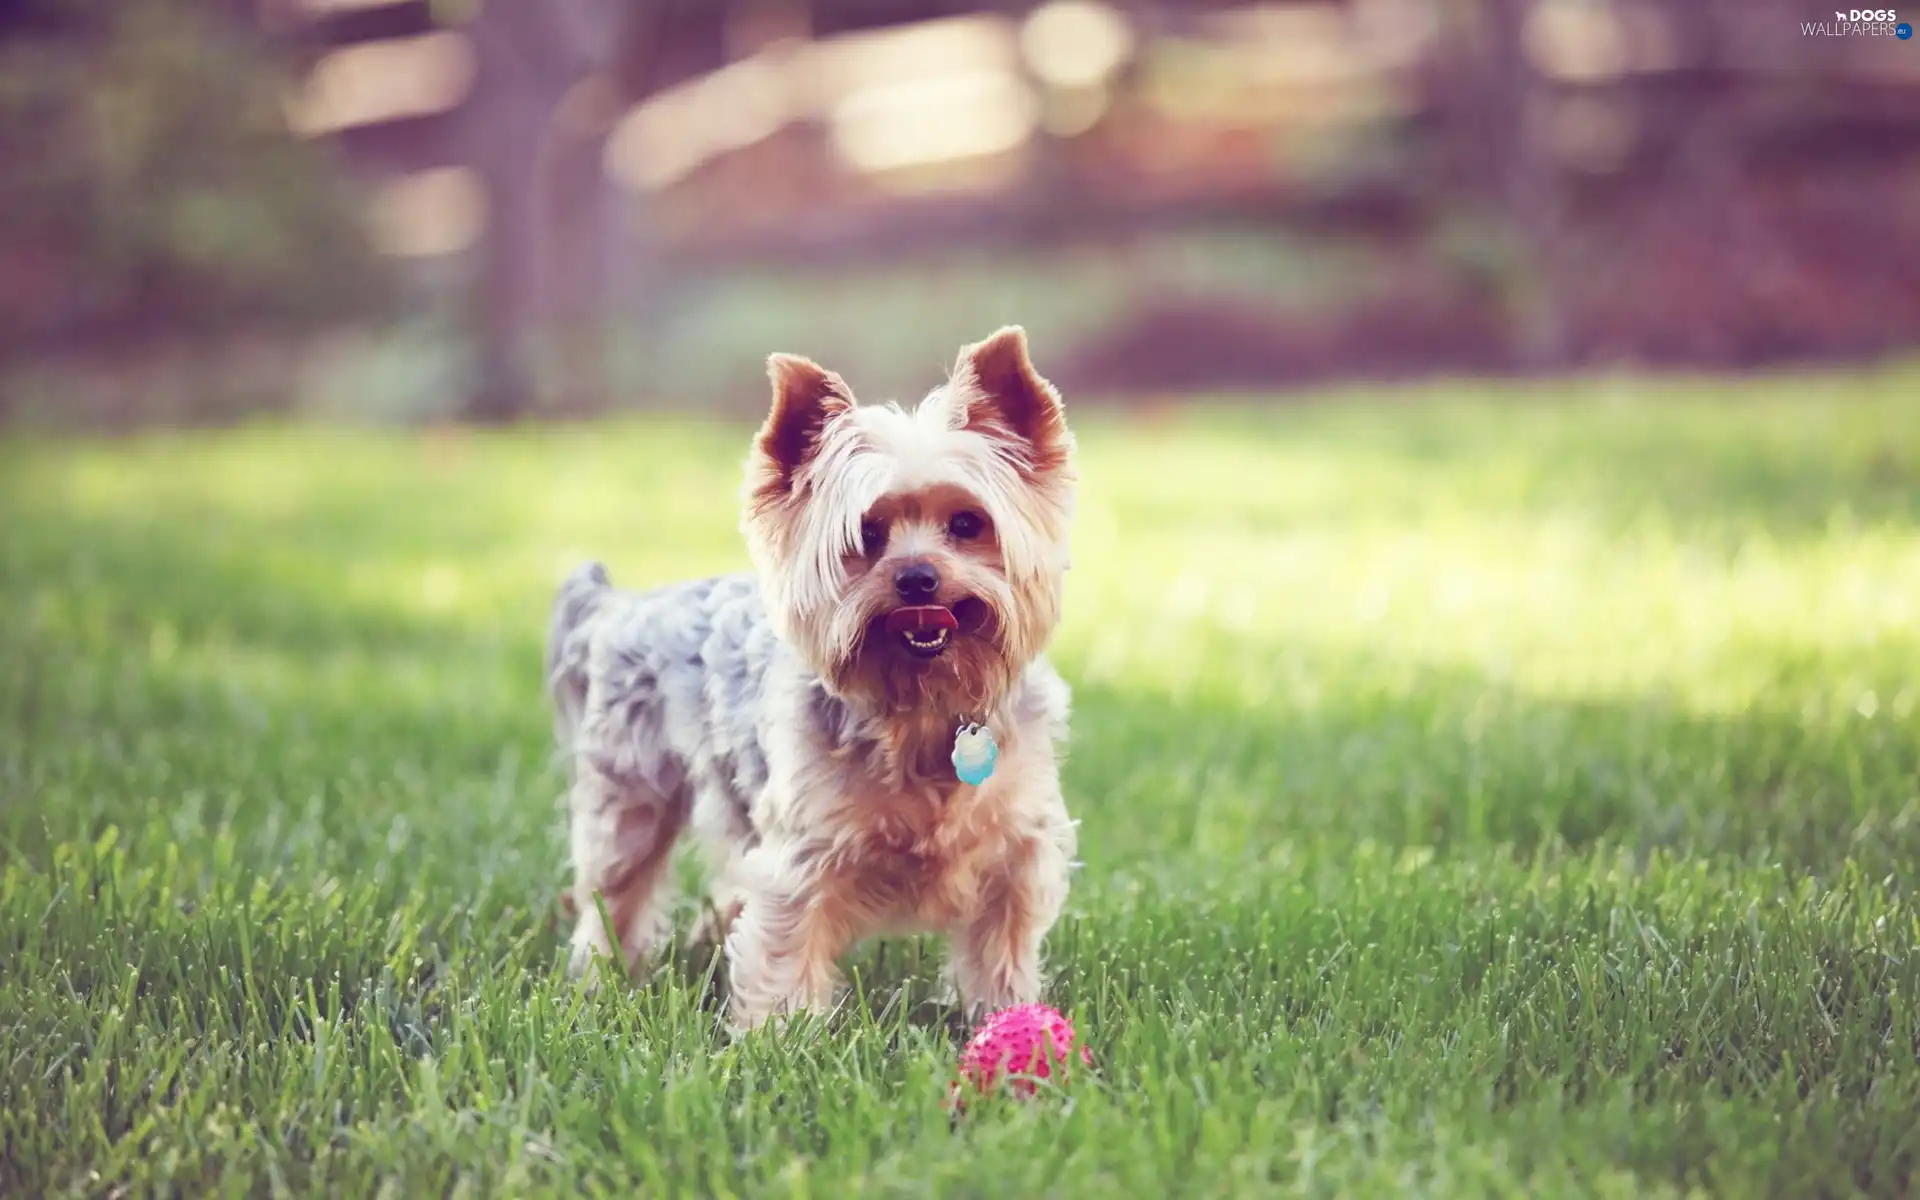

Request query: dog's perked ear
[
  {"left": 751, "top": 353, "right": 854, "bottom": 505},
  {"left": 953, "top": 326, "right": 1071, "bottom": 476}
]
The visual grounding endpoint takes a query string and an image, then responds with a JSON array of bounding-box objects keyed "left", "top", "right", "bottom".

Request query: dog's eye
[
  {"left": 948, "top": 510, "right": 986, "bottom": 540},
  {"left": 860, "top": 519, "right": 887, "bottom": 557}
]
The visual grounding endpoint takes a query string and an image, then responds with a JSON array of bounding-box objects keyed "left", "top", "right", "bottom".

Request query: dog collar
[{"left": 951, "top": 723, "right": 999, "bottom": 786}]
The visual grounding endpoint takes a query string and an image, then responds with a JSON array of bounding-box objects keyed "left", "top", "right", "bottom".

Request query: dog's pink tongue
[{"left": 885, "top": 606, "right": 958, "bottom": 634}]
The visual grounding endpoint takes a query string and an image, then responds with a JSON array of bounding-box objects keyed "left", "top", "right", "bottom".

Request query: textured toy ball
[{"left": 956, "top": 1004, "right": 1091, "bottom": 1098}]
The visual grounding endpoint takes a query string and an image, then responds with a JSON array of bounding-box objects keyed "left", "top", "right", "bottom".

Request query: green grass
[{"left": 4, "top": 364, "right": 1920, "bottom": 1197}]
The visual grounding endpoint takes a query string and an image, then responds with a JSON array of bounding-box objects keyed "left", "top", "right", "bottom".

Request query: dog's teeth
[{"left": 900, "top": 627, "right": 950, "bottom": 651}]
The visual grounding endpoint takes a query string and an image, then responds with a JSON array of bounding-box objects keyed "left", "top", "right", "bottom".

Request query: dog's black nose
[{"left": 894, "top": 562, "right": 940, "bottom": 602}]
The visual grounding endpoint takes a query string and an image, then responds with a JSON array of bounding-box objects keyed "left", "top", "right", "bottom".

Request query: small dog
[{"left": 546, "top": 326, "right": 1079, "bottom": 1031}]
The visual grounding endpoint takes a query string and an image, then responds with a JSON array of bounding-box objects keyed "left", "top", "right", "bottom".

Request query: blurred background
[{"left": 0, "top": 0, "right": 1916, "bottom": 425}]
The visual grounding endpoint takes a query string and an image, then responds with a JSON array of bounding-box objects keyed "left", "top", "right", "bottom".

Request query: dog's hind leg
[{"left": 566, "top": 764, "right": 687, "bottom": 983}]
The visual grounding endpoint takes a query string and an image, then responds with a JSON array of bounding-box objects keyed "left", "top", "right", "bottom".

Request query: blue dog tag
[{"left": 951, "top": 723, "right": 998, "bottom": 786}]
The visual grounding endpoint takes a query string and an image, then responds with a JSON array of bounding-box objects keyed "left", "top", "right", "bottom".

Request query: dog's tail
[{"left": 546, "top": 560, "right": 611, "bottom": 752}]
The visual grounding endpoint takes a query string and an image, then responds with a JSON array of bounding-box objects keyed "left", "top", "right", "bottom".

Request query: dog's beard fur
[{"left": 742, "top": 327, "right": 1076, "bottom": 739}]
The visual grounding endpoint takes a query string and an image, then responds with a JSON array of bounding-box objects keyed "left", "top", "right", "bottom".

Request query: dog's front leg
[
  {"left": 723, "top": 842, "right": 857, "bottom": 1032},
  {"left": 947, "top": 821, "right": 1073, "bottom": 1018}
]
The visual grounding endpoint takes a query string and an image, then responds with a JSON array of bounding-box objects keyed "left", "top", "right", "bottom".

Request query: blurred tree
[
  {"left": 0, "top": 0, "right": 388, "bottom": 374},
  {"left": 454, "top": 0, "right": 630, "bottom": 423}
]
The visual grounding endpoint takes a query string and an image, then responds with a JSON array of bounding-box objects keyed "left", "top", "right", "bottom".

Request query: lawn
[{"left": 3, "top": 365, "right": 1919, "bottom": 1197}]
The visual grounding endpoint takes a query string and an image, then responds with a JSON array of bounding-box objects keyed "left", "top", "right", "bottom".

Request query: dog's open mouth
[
  {"left": 886, "top": 605, "right": 958, "bottom": 658},
  {"left": 883, "top": 599, "right": 990, "bottom": 659}
]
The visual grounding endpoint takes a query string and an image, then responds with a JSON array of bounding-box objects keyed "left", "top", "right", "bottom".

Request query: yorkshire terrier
[{"left": 546, "top": 326, "right": 1079, "bottom": 1031}]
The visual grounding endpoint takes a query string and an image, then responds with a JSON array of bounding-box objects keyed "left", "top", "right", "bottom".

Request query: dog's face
[{"left": 742, "top": 327, "right": 1076, "bottom": 715}]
